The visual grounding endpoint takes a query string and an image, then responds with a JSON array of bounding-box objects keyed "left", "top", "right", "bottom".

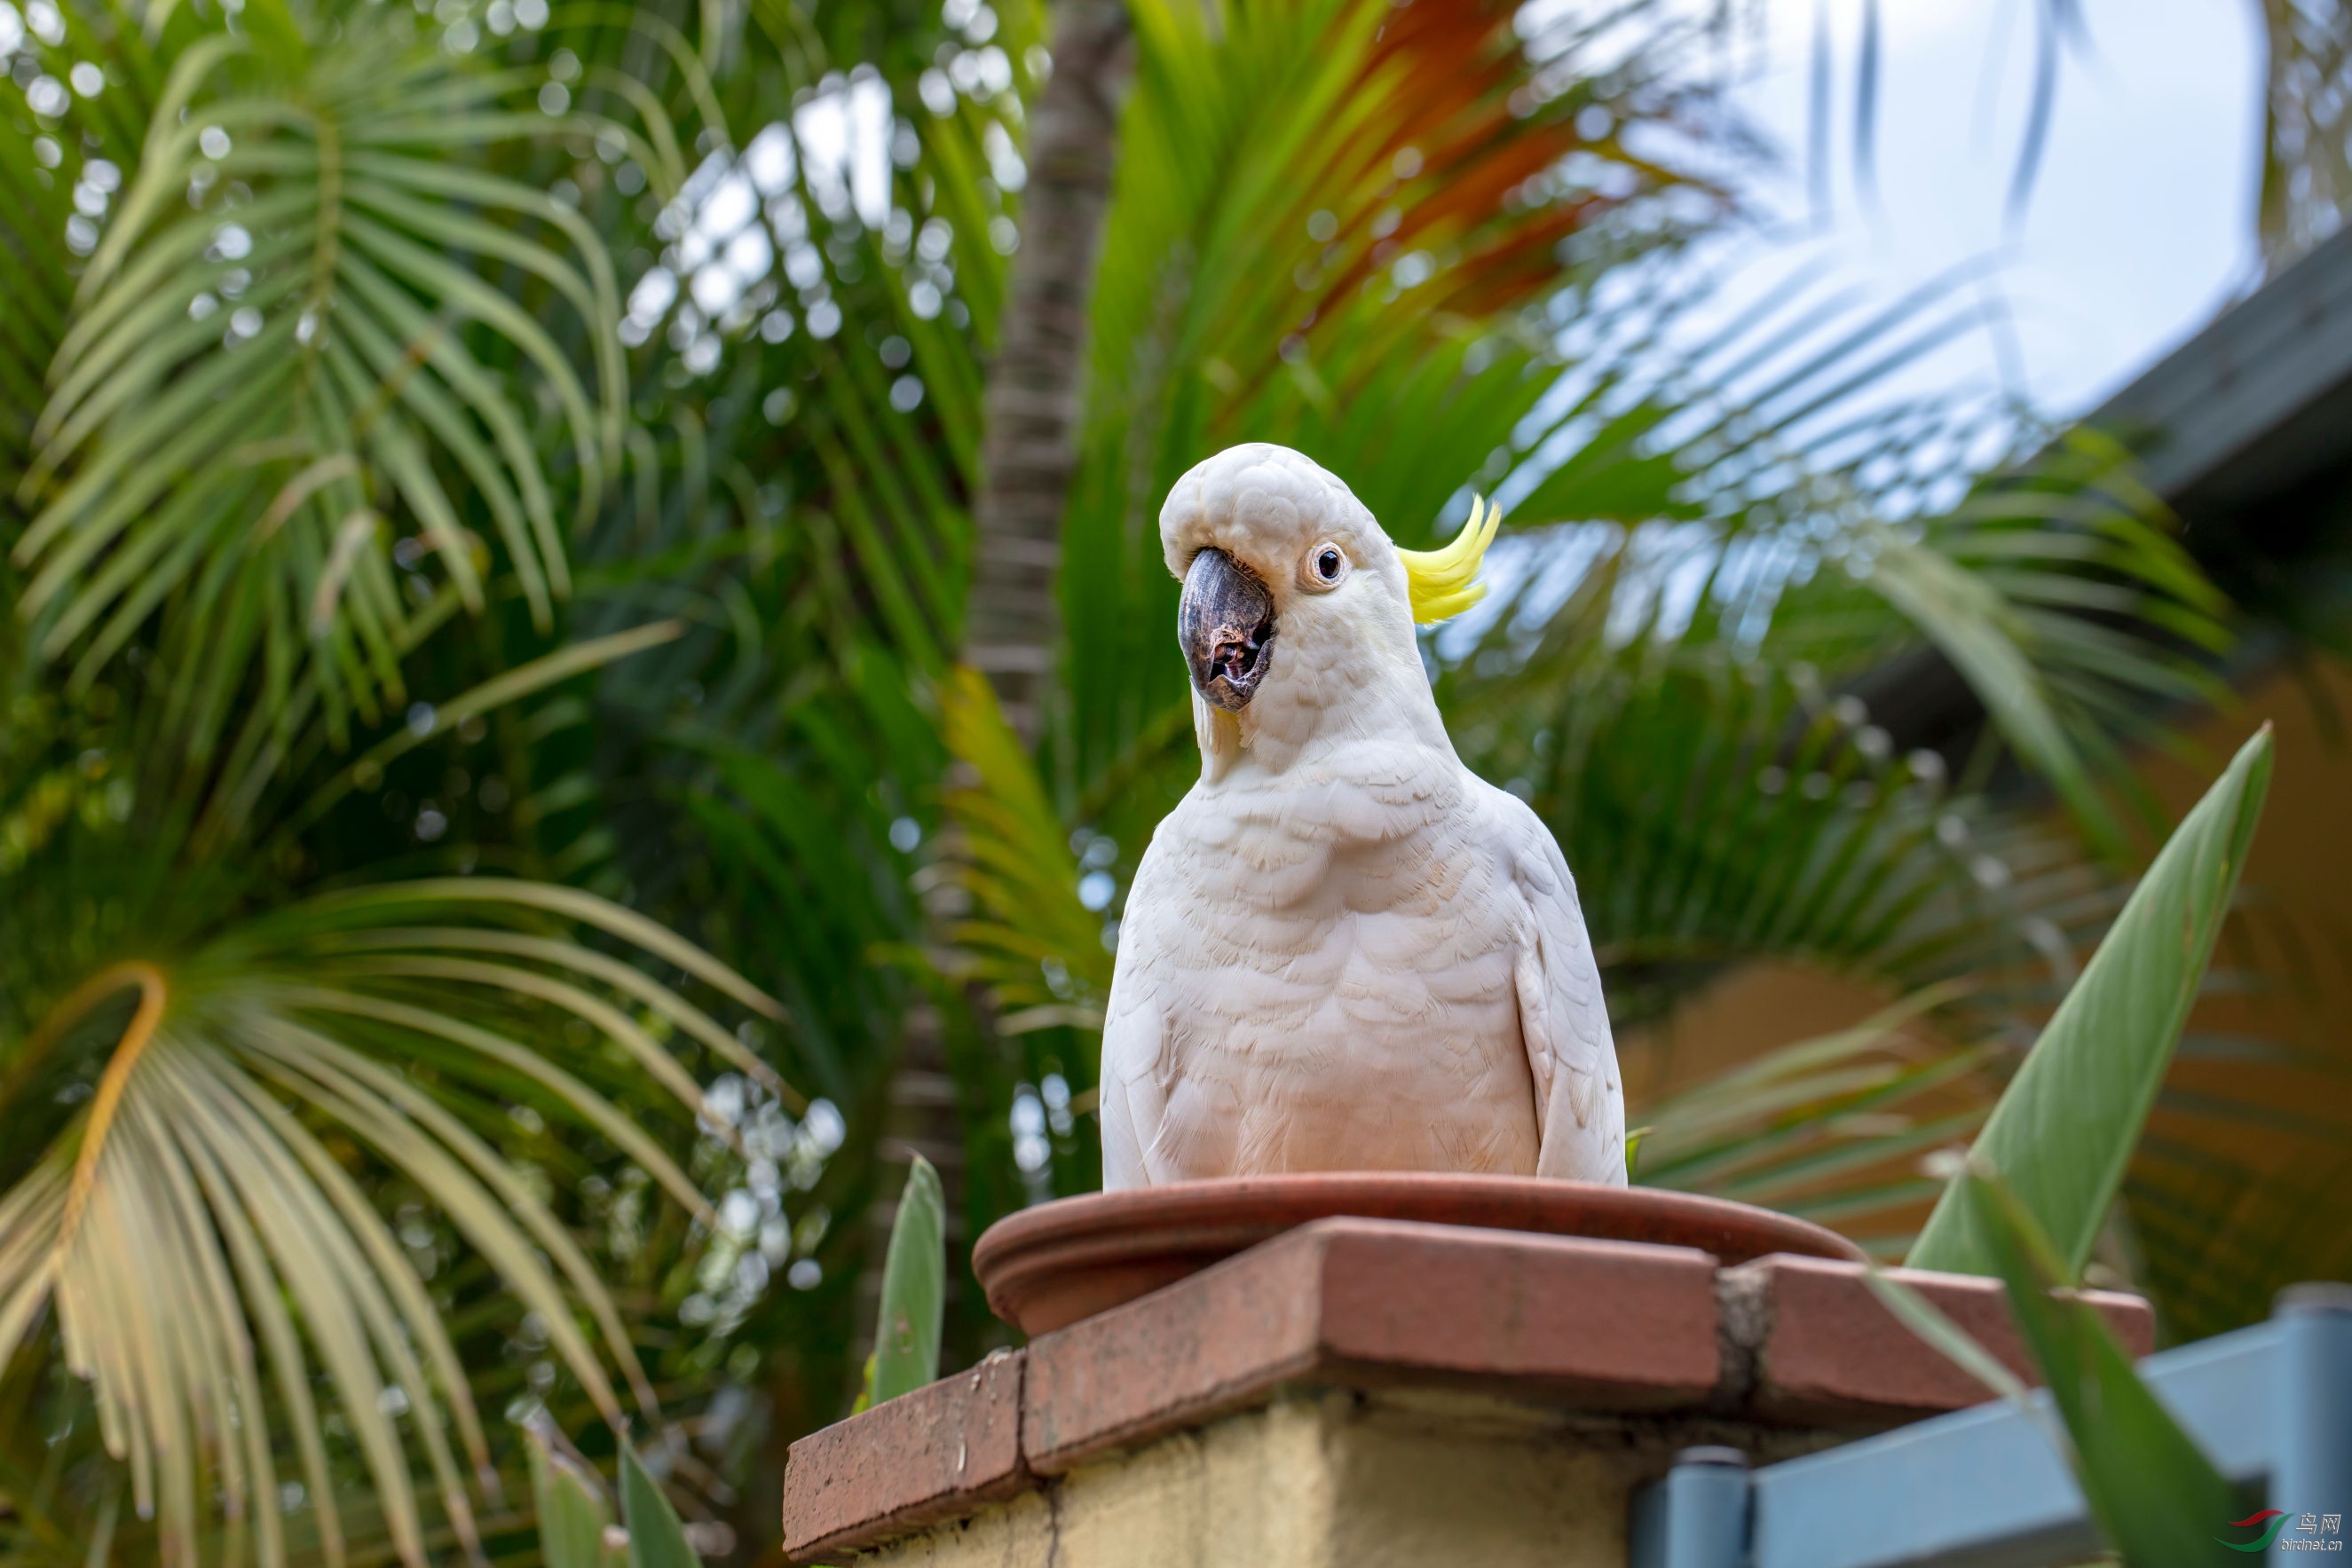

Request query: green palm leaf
[
  {"left": 0, "top": 879, "right": 777, "bottom": 1568},
  {"left": 12, "top": 3, "right": 624, "bottom": 760}
]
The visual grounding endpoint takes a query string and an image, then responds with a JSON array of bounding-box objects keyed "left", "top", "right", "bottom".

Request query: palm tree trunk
[
  {"left": 961, "top": 0, "right": 1133, "bottom": 743},
  {"left": 861, "top": 0, "right": 1134, "bottom": 1378}
]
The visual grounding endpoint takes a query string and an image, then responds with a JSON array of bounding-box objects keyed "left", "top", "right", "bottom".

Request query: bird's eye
[{"left": 1298, "top": 540, "right": 1347, "bottom": 592}]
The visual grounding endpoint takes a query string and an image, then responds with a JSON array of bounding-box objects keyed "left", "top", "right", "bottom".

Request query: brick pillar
[{"left": 784, "top": 1214, "right": 2149, "bottom": 1566}]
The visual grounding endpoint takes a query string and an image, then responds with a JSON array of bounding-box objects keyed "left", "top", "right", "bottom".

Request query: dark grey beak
[{"left": 1180, "top": 548, "right": 1275, "bottom": 711}]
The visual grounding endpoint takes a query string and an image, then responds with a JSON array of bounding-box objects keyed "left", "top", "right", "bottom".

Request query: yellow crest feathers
[{"left": 1396, "top": 495, "right": 1501, "bottom": 625}]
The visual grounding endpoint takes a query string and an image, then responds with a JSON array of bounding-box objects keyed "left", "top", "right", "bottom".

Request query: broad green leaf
[
  {"left": 1861, "top": 1265, "right": 2039, "bottom": 1414},
  {"left": 525, "top": 1419, "right": 626, "bottom": 1568},
  {"left": 619, "top": 1443, "right": 701, "bottom": 1568},
  {"left": 1909, "top": 726, "right": 2273, "bottom": 1276},
  {"left": 1972, "top": 1175, "right": 2241, "bottom": 1566},
  {"left": 1889, "top": 1173, "right": 2238, "bottom": 1568},
  {"left": 870, "top": 1153, "right": 946, "bottom": 1406}
]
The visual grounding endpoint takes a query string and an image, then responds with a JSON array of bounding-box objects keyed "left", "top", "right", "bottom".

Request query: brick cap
[
  {"left": 782, "top": 1348, "right": 1027, "bottom": 1565},
  {"left": 1724, "top": 1251, "right": 2155, "bottom": 1424},
  {"left": 782, "top": 1220, "right": 2155, "bottom": 1563},
  {"left": 1022, "top": 1216, "right": 1724, "bottom": 1471}
]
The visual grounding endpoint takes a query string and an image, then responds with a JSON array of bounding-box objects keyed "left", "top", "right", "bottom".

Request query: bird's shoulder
[
  {"left": 1125, "top": 811, "right": 1180, "bottom": 902},
  {"left": 1463, "top": 773, "right": 1610, "bottom": 1067},
  {"left": 1111, "top": 802, "right": 1214, "bottom": 961},
  {"left": 1459, "top": 770, "right": 1581, "bottom": 908}
]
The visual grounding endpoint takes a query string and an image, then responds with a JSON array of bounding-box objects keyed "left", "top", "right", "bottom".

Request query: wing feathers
[{"left": 1496, "top": 787, "right": 1627, "bottom": 1185}]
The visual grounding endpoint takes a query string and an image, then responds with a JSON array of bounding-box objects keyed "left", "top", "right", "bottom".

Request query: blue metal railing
[{"left": 1630, "top": 1284, "right": 2352, "bottom": 1568}]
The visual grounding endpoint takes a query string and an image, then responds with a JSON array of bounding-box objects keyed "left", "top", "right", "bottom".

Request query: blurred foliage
[
  {"left": 0, "top": 0, "right": 2347, "bottom": 1564},
  {"left": 2251, "top": 0, "right": 2352, "bottom": 267}
]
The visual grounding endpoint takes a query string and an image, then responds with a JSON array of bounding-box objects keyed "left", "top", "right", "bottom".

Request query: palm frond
[
  {"left": 10, "top": 4, "right": 623, "bottom": 761},
  {"left": 0, "top": 879, "right": 772, "bottom": 1568},
  {"left": 1632, "top": 988, "right": 1995, "bottom": 1256},
  {"left": 935, "top": 666, "right": 1109, "bottom": 1032}
]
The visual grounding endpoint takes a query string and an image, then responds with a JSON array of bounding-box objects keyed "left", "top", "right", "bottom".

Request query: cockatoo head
[{"left": 1158, "top": 445, "right": 1497, "bottom": 749}]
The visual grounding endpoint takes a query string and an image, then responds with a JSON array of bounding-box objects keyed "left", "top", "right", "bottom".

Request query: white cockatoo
[{"left": 1100, "top": 443, "right": 1625, "bottom": 1189}]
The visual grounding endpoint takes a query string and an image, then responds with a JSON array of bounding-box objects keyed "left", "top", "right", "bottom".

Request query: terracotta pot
[{"left": 972, "top": 1172, "right": 1866, "bottom": 1336}]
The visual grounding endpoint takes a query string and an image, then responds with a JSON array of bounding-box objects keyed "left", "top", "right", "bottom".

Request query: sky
[{"left": 1716, "top": 0, "right": 2267, "bottom": 417}]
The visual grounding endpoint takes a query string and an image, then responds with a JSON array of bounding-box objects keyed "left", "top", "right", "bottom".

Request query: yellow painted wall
[{"left": 859, "top": 1390, "right": 1756, "bottom": 1568}]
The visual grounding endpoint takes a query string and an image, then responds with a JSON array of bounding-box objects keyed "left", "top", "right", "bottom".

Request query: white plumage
[{"left": 1100, "top": 443, "right": 1625, "bottom": 1189}]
